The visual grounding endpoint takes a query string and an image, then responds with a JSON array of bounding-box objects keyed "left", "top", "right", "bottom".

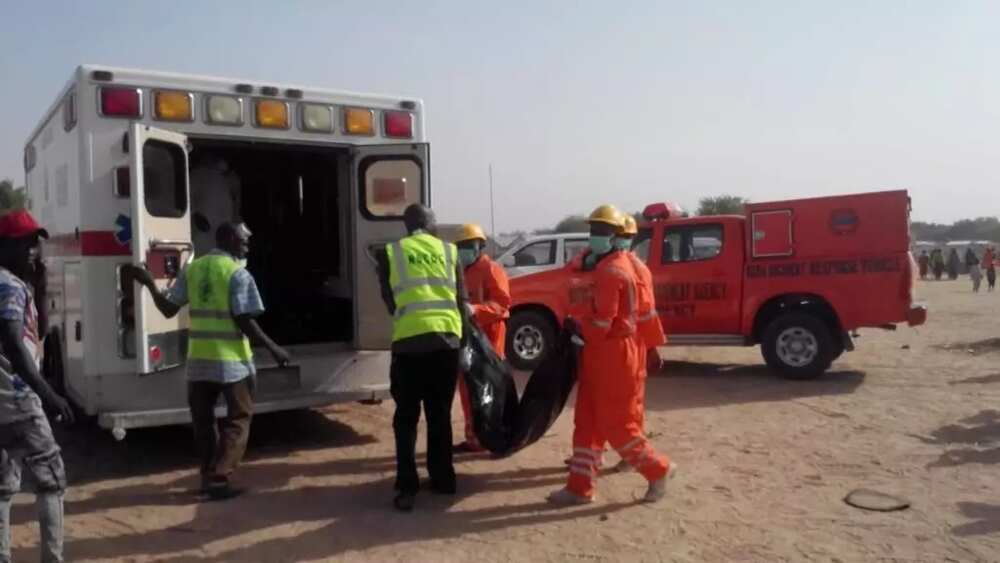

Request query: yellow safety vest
[
  {"left": 186, "top": 254, "right": 253, "bottom": 363},
  {"left": 386, "top": 233, "right": 463, "bottom": 342}
]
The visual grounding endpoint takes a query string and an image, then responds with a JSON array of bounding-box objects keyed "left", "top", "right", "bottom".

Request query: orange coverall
[
  {"left": 566, "top": 251, "right": 670, "bottom": 499},
  {"left": 623, "top": 251, "right": 666, "bottom": 429},
  {"left": 458, "top": 254, "right": 511, "bottom": 447}
]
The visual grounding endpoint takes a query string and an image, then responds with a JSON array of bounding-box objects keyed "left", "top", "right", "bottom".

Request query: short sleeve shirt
[
  {"left": 0, "top": 268, "right": 45, "bottom": 423},
  {"left": 165, "top": 250, "right": 266, "bottom": 383}
]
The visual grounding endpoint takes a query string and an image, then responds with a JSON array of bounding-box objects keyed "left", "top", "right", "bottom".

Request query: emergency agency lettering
[
  {"left": 407, "top": 251, "right": 446, "bottom": 267},
  {"left": 747, "top": 256, "right": 901, "bottom": 279}
]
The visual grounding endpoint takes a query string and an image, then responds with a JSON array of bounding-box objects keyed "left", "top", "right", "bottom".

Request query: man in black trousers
[{"left": 375, "top": 204, "right": 471, "bottom": 512}]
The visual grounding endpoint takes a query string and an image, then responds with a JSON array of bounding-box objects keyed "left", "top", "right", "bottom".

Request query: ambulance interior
[{"left": 186, "top": 139, "right": 353, "bottom": 347}]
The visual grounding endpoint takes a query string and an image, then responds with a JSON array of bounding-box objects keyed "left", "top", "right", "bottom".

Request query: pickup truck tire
[
  {"left": 506, "top": 310, "right": 555, "bottom": 372},
  {"left": 761, "top": 312, "right": 835, "bottom": 379}
]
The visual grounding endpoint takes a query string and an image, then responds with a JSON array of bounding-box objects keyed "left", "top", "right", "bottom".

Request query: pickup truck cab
[
  {"left": 506, "top": 190, "right": 927, "bottom": 378},
  {"left": 496, "top": 233, "right": 589, "bottom": 278}
]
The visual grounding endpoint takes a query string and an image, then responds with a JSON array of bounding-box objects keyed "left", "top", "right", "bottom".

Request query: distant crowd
[{"left": 917, "top": 246, "right": 997, "bottom": 292}]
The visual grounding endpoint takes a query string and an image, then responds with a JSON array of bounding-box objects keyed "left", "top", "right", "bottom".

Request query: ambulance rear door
[
  {"left": 128, "top": 123, "right": 193, "bottom": 374},
  {"left": 352, "top": 143, "right": 430, "bottom": 350}
]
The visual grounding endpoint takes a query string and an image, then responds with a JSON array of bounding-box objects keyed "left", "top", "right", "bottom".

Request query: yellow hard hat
[
  {"left": 455, "top": 223, "right": 487, "bottom": 243},
  {"left": 620, "top": 215, "right": 638, "bottom": 236},
  {"left": 587, "top": 204, "right": 624, "bottom": 228}
]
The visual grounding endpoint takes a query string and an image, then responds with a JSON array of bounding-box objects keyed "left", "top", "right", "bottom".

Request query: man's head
[
  {"left": 403, "top": 204, "right": 436, "bottom": 235},
  {"left": 0, "top": 210, "right": 48, "bottom": 277},
  {"left": 586, "top": 204, "right": 624, "bottom": 256},
  {"left": 455, "top": 223, "right": 487, "bottom": 267},
  {"left": 614, "top": 215, "right": 638, "bottom": 251},
  {"left": 216, "top": 222, "right": 252, "bottom": 259}
]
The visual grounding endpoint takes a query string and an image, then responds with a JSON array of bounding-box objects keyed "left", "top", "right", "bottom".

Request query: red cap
[{"left": 0, "top": 210, "right": 49, "bottom": 240}]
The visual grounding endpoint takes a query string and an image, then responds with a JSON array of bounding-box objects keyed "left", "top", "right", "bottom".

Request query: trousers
[
  {"left": 188, "top": 378, "right": 254, "bottom": 484},
  {"left": 566, "top": 338, "right": 669, "bottom": 499},
  {"left": 0, "top": 416, "right": 66, "bottom": 563},
  {"left": 390, "top": 349, "right": 459, "bottom": 494}
]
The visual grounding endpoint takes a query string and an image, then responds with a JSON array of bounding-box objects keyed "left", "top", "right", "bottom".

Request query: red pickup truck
[{"left": 505, "top": 190, "right": 927, "bottom": 378}]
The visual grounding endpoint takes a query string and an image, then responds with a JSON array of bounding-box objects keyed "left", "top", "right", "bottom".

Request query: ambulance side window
[
  {"left": 662, "top": 224, "right": 723, "bottom": 264},
  {"left": 361, "top": 157, "right": 422, "bottom": 218},
  {"left": 142, "top": 140, "right": 187, "bottom": 218}
]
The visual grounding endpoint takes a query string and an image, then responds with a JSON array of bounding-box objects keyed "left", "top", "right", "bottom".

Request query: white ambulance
[{"left": 23, "top": 65, "right": 426, "bottom": 438}]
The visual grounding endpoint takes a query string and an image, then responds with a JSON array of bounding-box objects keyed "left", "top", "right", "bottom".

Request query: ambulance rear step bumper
[{"left": 97, "top": 385, "right": 390, "bottom": 435}]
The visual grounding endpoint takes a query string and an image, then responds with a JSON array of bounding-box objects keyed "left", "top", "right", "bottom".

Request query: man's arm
[
  {"left": 32, "top": 256, "right": 48, "bottom": 336},
  {"left": 471, "top": 262, "right": 511, "bottom": 326},
  {"left": 122, "top": 265, "right": 182, "bottom": 318},
  {"left": 230, "top": 270, "right": 290, "bottom": 366},
  {"left": 0, "top": 320, "right": 74, "bottom": 423},
  {"left": 233, "top": 315, "right": 290, "bottom": 366},
  {"left": 375, "top": 248, "right": 396, "bottom": 316},
  {"left": 455, "top": 261, "right": 472, "bottom": 345}
]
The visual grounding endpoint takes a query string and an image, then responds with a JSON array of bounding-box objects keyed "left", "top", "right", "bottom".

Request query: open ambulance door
[
  {"left": 351, "top": 143, "right": 430, "bottom": 350},
  {"left": 128, "top": 123, "right": 193, "bottom": 374}
]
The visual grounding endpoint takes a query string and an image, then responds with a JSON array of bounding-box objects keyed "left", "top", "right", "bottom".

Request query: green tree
[
  {"left": 696, "top": 195, "right": 747, "bottom": 216},
  {"left": 0, "top": 179, "right": 26, "bottom": 214},
  {"left": 539, "top": 214, "right": 589, "bottom": 234}
]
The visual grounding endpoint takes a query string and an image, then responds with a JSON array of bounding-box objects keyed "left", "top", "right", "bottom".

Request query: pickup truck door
[
  {"left": 649, "top": 219, "right": 743, "bottom": 334},
  {"left": 128, "top": 124, "right": 193, "bottom": 373},
  {"left": 351, "top": 143, "right": 430, "bottom": 350}
]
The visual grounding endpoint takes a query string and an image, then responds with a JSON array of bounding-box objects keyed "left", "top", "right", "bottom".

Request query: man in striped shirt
[{"left": 0, "top": 210, "right": 75, "bottom": 562}]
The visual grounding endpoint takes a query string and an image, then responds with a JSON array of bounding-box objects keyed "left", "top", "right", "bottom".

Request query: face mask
[
  {"left": 589, "top": 235, "right": 614, "bottom": 256},
  {"left": 458, "top": 248, "right": 478, "bottom": 267},
  {"left": 614, "top": 237, "right": 632, "bottom": 251}
]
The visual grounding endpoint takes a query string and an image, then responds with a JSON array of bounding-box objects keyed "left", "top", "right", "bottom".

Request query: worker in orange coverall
[
  {"left": 610, "top": 214, "right": 667, "bottom": 471},
  {"left": 548, "top": 205, "right": 676, "bottom": 505},
  {"left": 453, "top": 223, "right": 511, "bottom": 453}
]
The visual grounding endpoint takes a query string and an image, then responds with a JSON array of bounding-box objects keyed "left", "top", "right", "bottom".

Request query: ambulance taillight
[
  {"left": 384, "top": 111, "right": 413, "bottom": 139},
  {"left": 100, "top": 87, "right": 142, "bottom": 118}
]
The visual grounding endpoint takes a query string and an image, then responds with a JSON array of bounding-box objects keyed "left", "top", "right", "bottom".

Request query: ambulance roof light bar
[{"left": 642, "top": 202, "right": 685, "bottom": 221}]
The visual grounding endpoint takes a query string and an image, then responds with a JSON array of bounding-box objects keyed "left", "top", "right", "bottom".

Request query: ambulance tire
[
  {"left": 761, "top": 312, "right": 835, "bottom": 380},
  {"left": 506, "top": 310, "right": 556, "bottom": 372}
]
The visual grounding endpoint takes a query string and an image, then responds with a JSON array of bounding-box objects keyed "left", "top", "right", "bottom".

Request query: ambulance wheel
[
  {"left": 761, "top": 313, "right": 835, "bottom": 379},
  {"left": 506, "top": 310, "right": 555, "bottom": 372}
]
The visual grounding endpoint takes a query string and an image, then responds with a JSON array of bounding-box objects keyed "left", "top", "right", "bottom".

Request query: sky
[{"left": 1, "top": 1, "right": 997, "bottom": 233}]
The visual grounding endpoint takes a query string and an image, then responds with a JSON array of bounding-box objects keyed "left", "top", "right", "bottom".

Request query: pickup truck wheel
[
  {"left": 761, "top": 313, "right": 835, "bottom": 379},
  {"left": 506, "top": 311, "right": 555, "bottom": 372}
]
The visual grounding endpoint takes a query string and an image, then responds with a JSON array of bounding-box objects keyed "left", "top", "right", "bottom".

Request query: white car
[{"left": 496, "top": 233, "right": 590, "bottom": 278}]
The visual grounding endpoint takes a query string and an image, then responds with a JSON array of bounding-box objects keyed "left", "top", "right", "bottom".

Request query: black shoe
[
  {"left": 206, "top": 484, "right": 247, "bottom": 502},
  {"left": 394, "top": 492, "right": 416, "bottom": 512}
]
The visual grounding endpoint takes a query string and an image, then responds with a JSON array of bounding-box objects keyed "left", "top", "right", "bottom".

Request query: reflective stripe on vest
[
  {"left": 386, "top": 233, "right": 462, "bottom": 342},
  {"left": 186, "top": 254, "right": 253, "bottom": 363}
]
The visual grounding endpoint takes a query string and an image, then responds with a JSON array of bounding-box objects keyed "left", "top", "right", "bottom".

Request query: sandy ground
[{"left": 9, "top": 279, "right": 1000, "bottom": 562}]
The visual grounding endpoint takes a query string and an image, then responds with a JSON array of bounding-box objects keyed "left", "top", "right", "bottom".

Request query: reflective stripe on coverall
[
  {"left": 457, "top": 254, "right": 511, "bottom": 447},
  {"left": 566, "top": 251, "right": 669, "bottom": 499}
]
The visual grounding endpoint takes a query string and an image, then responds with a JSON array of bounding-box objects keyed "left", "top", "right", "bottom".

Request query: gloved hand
[
  {"left": 563, "top": 316, "right": 582, "bottom": 336},
  {"left": 464, "top": 302, "right": 476, "bottom": 317},
  {"left": 458, "top": 346, "right": 473, "bottom": 372},
  {"left": 646, "top": 347, "right": 663, "bottom": 375}
]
